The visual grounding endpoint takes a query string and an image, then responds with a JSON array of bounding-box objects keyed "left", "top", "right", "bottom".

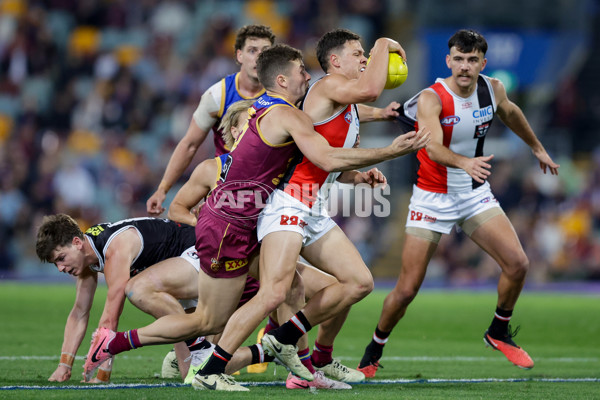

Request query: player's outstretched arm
[
  {"left": 49, "top": 270, "right": 98, "bottom": 382},
  {"left": 357, "top": 102, "right": 401, "bottom": 122},
  {"left": 283, "top": 107, "right": 428, "bottom": 172},
  {"left": 492, "top": 78, "right": 560, "bottom": 175},
  {"left": 168, "top": 159, "right": 216, "bottom": 226},
  {"left": 146, "top": 120, "right": 210, "bottom": 216}
]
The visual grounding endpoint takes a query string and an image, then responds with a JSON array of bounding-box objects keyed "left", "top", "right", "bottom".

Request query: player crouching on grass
[{"left": 35, "top": 215, "right": 211, "bottom": 382}]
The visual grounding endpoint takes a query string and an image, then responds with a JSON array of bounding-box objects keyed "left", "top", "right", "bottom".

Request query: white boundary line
[
  {"left": 2, "top": 355, "right": 598, "bottom": 362},
  {"left": 1, "top": 378, "right": 599, "bottom": 390}
]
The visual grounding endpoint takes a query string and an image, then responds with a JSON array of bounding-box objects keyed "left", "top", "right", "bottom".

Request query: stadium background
[{"left": 0, "top": 0, "right": 598, "bottom": 287}]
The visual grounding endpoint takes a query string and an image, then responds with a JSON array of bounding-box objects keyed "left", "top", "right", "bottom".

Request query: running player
[
  {"left": 147, "top": 24, "right": 275, "bottom": 216},
  {"left": 357, "top": 29, "right": 560, "bottom": 376}
]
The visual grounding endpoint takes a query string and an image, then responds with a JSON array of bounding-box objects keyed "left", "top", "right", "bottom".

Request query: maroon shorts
[
  {"left": 238, "top": 275, "right": 260, "bottom": 307},
  {"left": 195, "top": 211, "right": 258, "bottom": 279}
]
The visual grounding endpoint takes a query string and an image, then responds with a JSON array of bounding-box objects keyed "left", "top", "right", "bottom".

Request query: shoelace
[{"left": 507, "top": 324, "right": 521, "bottom": 338}]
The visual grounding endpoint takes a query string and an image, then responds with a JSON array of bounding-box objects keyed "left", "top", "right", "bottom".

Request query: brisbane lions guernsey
[
  {"left": 282, "top": 80, "right": 360, "bottom": 209},
  {"left": 84, "top": 218, "right": 195, "bottom": 276},
  {"left": 208, "top": 73, "right": 266, "bottom": 156},
  {"left": 400, "top": 75, "right": 497, "bottom": 193},
  {"left": 204, "top": 93, "right": 298, "bottom": 229}
]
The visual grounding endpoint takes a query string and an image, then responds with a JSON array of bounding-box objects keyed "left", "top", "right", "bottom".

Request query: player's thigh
[
  {"left": 128, "top": 258, "right": 198, "bottom": 300},
  {"left": 301, "top": 225, "right": 371, "bottom": 285},
  {"left": 468, "top": 213, "right": 527, "bottom": 268},
  {"left": 398, "top": 232, "right": 439, "bottom": 290},
  {"left": 259, "top": 230, "right": 303, "bottom": 290},
  {"left": 194, "top": 271, "right": 247, "bottom": 327}
]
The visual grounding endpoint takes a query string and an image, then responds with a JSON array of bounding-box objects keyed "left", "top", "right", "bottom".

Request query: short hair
[
  {"left": 316, "top": 29, "right": 361, "bottom": 73},
  {"left": 256, "top": 44, "right": 303, "bottom": 90},
  {"left": 36, "top": 214, "right": 83, "bottom": 263},
  {"left": 218, "top": 99, "right": 255, "bottom": 148},
  {"left": 448, "top": 29, "right": 488, "bottom": 55},
  {"left": 234, "top": 25, "right": 276, "bottom": 52}
]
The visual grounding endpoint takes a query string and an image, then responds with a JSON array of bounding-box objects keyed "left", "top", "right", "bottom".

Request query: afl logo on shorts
[
  {"left": 441, "top": 115, "right": 460, "bottom": 126},
  {"left": 344, "top": 112, "right": 352, "bottom": 124}
]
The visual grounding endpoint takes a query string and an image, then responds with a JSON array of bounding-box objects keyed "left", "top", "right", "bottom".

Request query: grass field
[{"left": 0, "top": 282, "right": 598, "bottom": 399}]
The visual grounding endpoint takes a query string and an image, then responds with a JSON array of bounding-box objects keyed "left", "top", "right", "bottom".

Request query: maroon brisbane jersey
[{"left": 204, "top": 93, "right": 299, "bottom": 230}]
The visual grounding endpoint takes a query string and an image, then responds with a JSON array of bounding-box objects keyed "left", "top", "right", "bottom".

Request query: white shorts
[
  {"left": 405, "top": 182, "right": 502, "bottom": 235},
  {"left": 257, "top": 189, "right": 337, "bottom": 247},
  {"left": 177, "top": 246, "right": 200, "bottom": 310}
]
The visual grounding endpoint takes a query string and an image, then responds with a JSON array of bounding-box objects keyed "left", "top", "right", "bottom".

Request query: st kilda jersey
[
  {"left": 397, "top": 75, "right": 497, "bottom": 193},
  {"left": 84, "top": 218, "right": 196, "bottom": 276}
]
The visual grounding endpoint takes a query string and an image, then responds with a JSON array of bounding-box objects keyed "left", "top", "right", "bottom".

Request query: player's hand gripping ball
[
  {"left": 384, "top": 52, "right": 408, "bottom": 89},
  {"left": 368, "top": 52, "right": 408, "bottom": 89}
]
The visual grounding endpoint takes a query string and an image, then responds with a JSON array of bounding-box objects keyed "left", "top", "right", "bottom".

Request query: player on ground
[
  {"left": 35, "top": 215, "right": 203, "bottom": 382},
  {"left": 83, "top": 44, "right": 429, "bottom": 392},
  {"left": 146, "top": 24, "right": 275, "bottom": 216},
  {"left": 357, "top": 29, "right": 560, "bottom": 376},
  {"left": 193, "top": 35, "right": 430, "bottom": 390}
]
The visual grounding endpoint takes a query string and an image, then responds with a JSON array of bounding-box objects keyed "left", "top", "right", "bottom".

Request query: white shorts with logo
[
  {"left": 257, "top": 189, "right": 337, "bottom": 246},
  {"left": 177, "top": 245, "right": 200, "bottom": 310},
  {"left": 405, "top": 182, "right": 502, "bottom": 234}
]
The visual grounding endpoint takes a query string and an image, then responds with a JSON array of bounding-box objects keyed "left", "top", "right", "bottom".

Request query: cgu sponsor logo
[
  {"left": 441, "top": 115, "right": 460, "bottom": 126},
  {"left": 473, "top": 105, "right": 493, "bottom": 119}
]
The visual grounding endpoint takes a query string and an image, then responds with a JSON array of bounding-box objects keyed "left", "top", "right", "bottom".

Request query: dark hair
[
  {"left": 234, "top": 25, "right": 276, "bottom": 52},
  {"left": 448, "top": 29, "right": 487, "bottom": 55},
  {"left": 256, "top": 44, "right": 303, "bottom": 90},
  {"left": 36, "top": 214, "right": 83, "bottom": 262},
  {"left": 316, "top": 29, "right": 361, "bottom": 73}
]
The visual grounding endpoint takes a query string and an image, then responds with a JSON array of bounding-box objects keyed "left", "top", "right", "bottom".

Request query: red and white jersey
[
  {"left": 402, "top": 75, "right": 497, "bottom": 193},
  {"left": 282, "top": 80, "right": 360, "bottom": 209}
]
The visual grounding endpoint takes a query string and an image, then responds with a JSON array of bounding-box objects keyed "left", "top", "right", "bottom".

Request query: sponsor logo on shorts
[
  {"left": 225, "top": 258, "right": 248, "bottom": 271},
  {"left": 441, "top": 115, "right": 460, "bottom": 126},
  {"left": 410, "top": 210, "right": 437, "bottom": 223},
  {"left": 480, "top": 196, "right": 497, "bottom": 204},
  {"left": 280, "top": 215, "right": 307, "bottom": 228}
]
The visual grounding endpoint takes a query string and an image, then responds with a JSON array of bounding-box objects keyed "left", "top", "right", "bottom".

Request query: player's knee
[
  {"left": 346, "top": 274, "right": 374, "bottom": 302},
  {"left": 506, "top": 254, "right": 529, "bottom": 281},
  {"left": 392, "top": 285, "right": 419, "bottom": 307}
]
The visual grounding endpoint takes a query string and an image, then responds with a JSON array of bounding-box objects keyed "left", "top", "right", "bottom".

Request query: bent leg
[
  {"left": 468, "top": 213, "right": 529, "bottom": 310},
  {"left": 378, "top": 233, "right": 437, "bottom": 332},
  {"left": 300, "top": 226, "right": 374, "bottom": 326}
]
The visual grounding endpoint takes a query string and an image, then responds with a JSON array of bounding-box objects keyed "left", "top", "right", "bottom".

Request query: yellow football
[{"left": 385, "top": 52, "right": 408, "bottom": 89}]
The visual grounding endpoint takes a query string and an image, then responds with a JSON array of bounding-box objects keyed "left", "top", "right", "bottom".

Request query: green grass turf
[{"left": 0, "top": 282, "right": 598, "bottom": 399}]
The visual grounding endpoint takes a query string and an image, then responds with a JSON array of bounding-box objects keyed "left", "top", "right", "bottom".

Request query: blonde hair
[{"left": 219, "top": 100, "right": 255, "bottom": 148}]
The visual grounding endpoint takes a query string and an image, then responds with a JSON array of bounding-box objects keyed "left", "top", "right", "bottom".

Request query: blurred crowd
[{"left": 0, "top": 0, "right": 598, "bottom": 283}]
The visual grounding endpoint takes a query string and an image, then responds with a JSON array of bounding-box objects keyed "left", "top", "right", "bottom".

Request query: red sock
[
  {"left": 311, "top": 341, "right": 333, "bottom": 367},
  {"left": 107, "top": 330, "right": 143, "bottom": 354},
  {"left": 264, "top": 316, "right": 279, "bottom": 335},
  {"left": 298, "top": 347, "right": 315, "bottom": 374}
]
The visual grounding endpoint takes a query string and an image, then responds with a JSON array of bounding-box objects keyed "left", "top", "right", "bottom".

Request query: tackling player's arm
[
  {"left": 270, "top": 107, "right": 429, "bottom": 172},
  {"left": 168, "top": 159, "right": 217, "bottom": 226},
  {"left": 356, "top": 102, "right": 401, "bottom": 122},
  {"left": 492, "top": 78, "right": 559, "bottom": 175},
  {"left": 417, "top": 90, "right": 493, "bottom": 183},
  {"left": 146, "top": 90, "right": 220, "bottom": 215},
  {"left": 49, "top": 268, "right": 98, "bottom": 382},
  {"left": 337, "top": 167, "right": 387, "bottom": 188}
]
